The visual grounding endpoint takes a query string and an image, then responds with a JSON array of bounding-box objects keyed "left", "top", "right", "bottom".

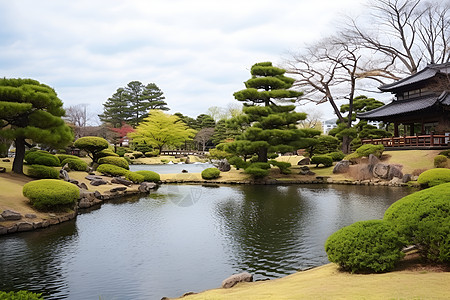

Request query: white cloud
[{"left": 0, "top": 0, "right": 366, "bottom": 122}]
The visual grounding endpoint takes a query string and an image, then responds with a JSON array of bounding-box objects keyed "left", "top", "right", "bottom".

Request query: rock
[
  {"left": 412, "top": 175, "right": 419, "bottom": 181},
  {"left": 390, "top": 177, "right": 403, "bottom": 185},
  {"left": 213, "top": 159, "right": 231, "bottom": 172},
  {"left": 181, "top": 169, "right": 188, "bottom": 173},
  {"left": 110, "top": 187, "right": 127, "bottom": 193},
  {"left": 297, "top": 157, "right": 310, "bottom": 165},
  {"left": 85, "top": 175, "right": 104, "bottom": 181},
  {"left": 368, "top": 154, "right": 380, "bottom": 166},
  {"left": 1, "top": 209, "right": 22, "bottom": 221},
  {"left": 357, "top": 165, "right": 373, "bottom": 180},
  {"left": 300, "top": 170, "right": 316, "bottom": 176},
  {"left": 0, "top": 167, "right": 6, "bottom": 173},
  {"left": 79, "top": 189, "right": 95, "bottom": 200},
  {"left": 0, "top": 215, "right": 4, "bottom": 222},
  {"left": 388, "top": 165, "right": 403, "bottom": 180},
  {"left": 111, "top": 177, "right": 133, "bottom": 186},
  {"left": 69, "top": 179, "right": 79, "bottom": 185},
  {"left": 2, "top": 158, "right": 10, "bottom": 162},
  {"left": 78, "top": 182, "right": 88, "bottom": 190},
  {"left": 138, "top": 182, "right": 157, "bottom": 192},
  {"left": 373, "top": 163, "right": 390, "bottom": 179},
  {"left": 59, "top": 169, "right": 70, "bottom": 181},
  {"left": 222, "top": 272, "right": 253, "bottom": 288},
  {"left": 0, "top": 226, "right": 8, "bottom": 235},
  {"left": 185, "top": 156, "right": 191, "bottom": 164},
  {"left": 94, "top": 190, "right": 102, "bottom": 199},
  {"left": 78, "top": 198, "right": 92, "bottom": 208},
  {"left": 17, "top": 222, "right": 34, "bottom": 232},
  {"left": 62, "top": 163, "right": 71, "bottom": 172},
  {"left": 402, "top": 174, "right": 413, "bottom": 183},
  {"left": 90, "top": 179, "right": 108, "bottom": 186},
  {"left": 333, "top": 160, "right": 350, "bottom": 174},
  {"left": 299, "top": 165, "right": 310, "bottom": 171},
  {"left": 25, "top": 214, "right": 37, "bottom": 219}
]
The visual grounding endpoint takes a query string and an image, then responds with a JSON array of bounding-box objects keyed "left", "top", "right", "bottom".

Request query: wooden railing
[
  {"left": 160, "top": 150, "right": 206, "bottom": 156},
  {"left": 361, "top": 134, "right": 449, "bottom": 148}
]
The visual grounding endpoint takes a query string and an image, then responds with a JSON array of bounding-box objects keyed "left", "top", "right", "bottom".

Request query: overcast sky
[{"left": 1, "top": 0, "right": 367, "bottom": 123}]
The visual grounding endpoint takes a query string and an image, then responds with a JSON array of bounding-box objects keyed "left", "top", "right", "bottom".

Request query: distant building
[{"left": 323, "top": 118, "right": 338, "bottom": 134}]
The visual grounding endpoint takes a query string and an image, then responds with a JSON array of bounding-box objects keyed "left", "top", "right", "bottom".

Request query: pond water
[
  {"left": 129, "top": 163, "right": 214, "bottom": 174},
  {"left": 0, "top": 183, "right": 413, "bottom": 300}
]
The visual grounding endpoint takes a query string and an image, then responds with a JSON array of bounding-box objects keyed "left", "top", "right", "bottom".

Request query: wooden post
[
  {"left": 430, "top": 133, "right": 434, "bottom": 146},
  {"left": 394, "top": 122, "right": 399, "bottom": 137}
]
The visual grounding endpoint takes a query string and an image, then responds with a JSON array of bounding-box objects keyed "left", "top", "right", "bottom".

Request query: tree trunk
[
  {"left": 342, "top": 135, "right": 351, "bottom": 154},
  {"left": 257, "top": 147, "right": 268, "bottom": 162},
  {"left": 12, "top": 137, "right": 25, "bottom": 174}
]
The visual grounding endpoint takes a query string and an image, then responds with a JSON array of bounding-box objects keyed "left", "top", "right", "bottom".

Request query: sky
[{"left": 1, "top": 0, "right": 367, "bottom": 124}]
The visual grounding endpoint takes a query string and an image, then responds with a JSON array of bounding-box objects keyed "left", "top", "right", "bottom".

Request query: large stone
[
  {"left": 17, "top": 222, "right": 34, "bottom": 232},
  {"left": 402, "top": 174, "right": 413, "bottom": 183},
  {"left": 0, "top": 167, "right": 6, "bottom": 173},
  {"left": 185, "top": 156, "right": 191, "bottom": 164},
  {"left": 300, "top": 170, "right": 316, "bottom": 176},
  {"left": 368, "top": 154, "right": 380, "bottom": 166},
  {"left": 110, "top": 187, "right": 127, "bottom": 193},
  {"left": 59, "top": 169, "right": 70, "bottom": 181},
  {"left": 78, "top": 198, "right": 92, "bottom": 208},
  {"left": 373, "top": 163, "right": 390, "bottom": 179},
  {"left": 79, "top": 189, "right": 95, "bottom": 200},
  {"left": 2, "top": 159, "right": 10, "bottom": 162},
  {"left": 1, "top": 209, "right": 22, "bottom": 221},
  {"left": 388, "top": 165, "right": 403, "bottom": 180},
  {"left": 222, "top": 272, "right": 253, "bottom": 288},
  {"left": 138, "top": 182, "right": 157, "bottom": 192},
  {"left": 213, "top": 159, "right": 231, "bottom": 172},
  {"left": 69, "top": 179, "right": 79, "bottom": 185},
  {"left": 78, "top": 182, "right": 88, "bottom": 190},
  {"left": 111, "top": 177, "right": 133, "bottom": 186},
  {"left": 297, "top": 157, "right": 310, "bottom": 165},
  {"left": 333, "top": 160, "right": 350, "bottom": 174},
  {"left": 85, "top": 175, "right": 104, "bottom": 181},
  {"left": 90, "top": 179, "right": 108, "bottom": 186},
  {"left": 25, "top": 214, "right": 37, "bottom": 219}
]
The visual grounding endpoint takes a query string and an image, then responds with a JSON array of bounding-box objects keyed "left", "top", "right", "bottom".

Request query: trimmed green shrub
[
  {"left": 434, "top": 155, "right": 448, "bottom": 168},
  {"left": 417, "top": 168, "right": 450, "bottom": 187},
  {"left": 311, "top": 155, "right": 333, "bottom": 167},
  {"left": 97, "top": 149, "right": 119, "bottom": 158},
  {"left": 23, "top": 179, "right": 79, "bottom": 210},
  {"left": 56, "top": 154, "right": 80, "bottom": 163},
  {"left": 134, "top": 170, "right": 160, "bottom": 182},
  {"left": 439, "top": 149, "right": 450, "bottom": 158},
  {"left": 61, "top": 158, "right": 88, "bottom": 171},
  {"left": 269, "top": 160, "right": 292, "bottom": 174},
  {"left": 325, "top": 220, "right": 405, "bottom": 273},
  {"left": 25, "top": 151, "right": 60, "bottom": 166},
  {"left": 144, "top": 150, "right": 160, "bottom": 157},
  {"left": 98, "top": 156, "right": 129, "bottom": 170},
  {"left": 0, "top": 291, "right": 44, "bottom": 300},
  {"left": 201, "top": 167, "right": 221, "bottom": 180},
  {"left": 355, "top": 144, "right": 384, "bottom": 158},
  {"left": 74, "top": 136, "right": 109, "bottom": 163},
  {"left": 327, "top": 151, "right": 345, "bottom": 162},
  {"left": 228, "top": 156, "right": 250, "bottom": 169},
  {"left": 124, "top": 171, "right": 145, "bottom": 183},
  {"left": 132, "top": 151, "right": 144, "bottom": 159},
  {"left": 245, "top": 165, "right": 269, "bottom": 178},
  {"left": 96, "top": 164, "right": 128, "bottom": 176},
  {"left": 27, "top": 165, "right": 59, "bottom": 179},
  {"left": 249, "top": 162, "right": 271, "bottom": 169},
  {"left": 384, "top": 183, "right": 450, "bottom": 262}
]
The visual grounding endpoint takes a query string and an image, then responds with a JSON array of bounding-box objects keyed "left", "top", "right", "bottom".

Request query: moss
[
  {"left": 417, "top": 168, "right": 450, "bottom": 187},
  {"left": 23, "top": 179, "right": 79, "bottom": 210}
]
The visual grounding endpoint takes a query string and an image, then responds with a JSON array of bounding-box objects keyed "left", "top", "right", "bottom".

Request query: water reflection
[{"left": 0, "top": 184, "right": 413, "bottom": 299}]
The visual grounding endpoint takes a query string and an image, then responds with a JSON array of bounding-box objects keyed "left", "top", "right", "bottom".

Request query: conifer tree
[{"left": 99, "top": 88, "right": 132, "bottom": 128}]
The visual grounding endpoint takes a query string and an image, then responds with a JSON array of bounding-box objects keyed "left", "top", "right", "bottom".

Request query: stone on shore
[
  {"left": 138, "top": 182, "right": 157, "bottom": 192},
  {"left": 90, "top": 179, "right": 108, "bottom": 186},
  {"left": 1, "top": 209, "right": 22, "bottom": 221},
  {"left": 333, "top": 160, "right": 350, "bottom": 174},
  {"left": 111, "top": 177, "right": 133, "bottom": 186},
  {"left": 222, "top": 272, "right": 253, "bottom": 288}
]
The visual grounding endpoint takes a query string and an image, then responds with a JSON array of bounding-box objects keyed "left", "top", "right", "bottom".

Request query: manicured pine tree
[{"left": 99, "top": 88, "right": 132, "bottom": 128}]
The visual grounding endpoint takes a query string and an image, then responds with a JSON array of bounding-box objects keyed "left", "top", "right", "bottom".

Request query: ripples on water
[{"left": 0, "top": 184, "right": 412, "bottom": 299}]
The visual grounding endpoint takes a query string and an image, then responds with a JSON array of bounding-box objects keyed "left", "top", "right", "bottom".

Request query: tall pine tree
[{"left": 99, "top": 88, "right": 132, "bottom": 128}]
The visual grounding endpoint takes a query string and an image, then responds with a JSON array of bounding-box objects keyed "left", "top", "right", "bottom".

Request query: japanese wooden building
[{"left": 358, "top": 63, "right": 450, "bottom": 148}]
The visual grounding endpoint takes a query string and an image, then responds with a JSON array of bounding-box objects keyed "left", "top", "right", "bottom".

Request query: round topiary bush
[
  {"left": 384, "top": 183, "right": 450, "bottom": 263},
  {"left": 23, "top": 179, "right": 79, "bottom": 210},
  {"left": 201, "top": 167, "right": 221, "bottom": 180},
  {"left": 228, "top": 156, "right": 250, "bottom": 170},
  {"left": 325, "top": 220, "right": 405, "bottom": 273},
  {"left": 311, "top": 155, "right": 333, "bottom": 167},
  {"left": 417, "top": 168, "right": 450, "bottom": 187},
  {"left": 124, "top": 171, "right": 145, "bottom": 183},
  {"left": 25, "top": 151, "right": 60, "bottom": 166},
  {"left": 97, "top": 148, "right": 119, "bottom": 159},
  {"left": 96, "top": 164, "right": 128, "bottom": 176},
  {"left": 269, "top": 160, "right": 292, "bottom": 174},
  {"left": 56, "top": 154, "right": 80, "bottom": 164},
  {"left": 434, "top": 155, "right": 448, "bottom": 168},
  {"left": 98, "top": 156, "right": 129, "bottom": 170},
  {"left": 244, "top": 165, "right": 269, "bottom": 178},
  {"left": 355, "top": 144, "right": 385, "bottom": 158},
  {"left": 134, "top": 170, "right": 160, "bottom": 182},
  {"left": 328, "top": 151, "right": 346, "bottom": 162},
  {"left": 61, "top": 158, "right": 88, "bottom": 171},
  {"left": 27, "top": 165, "right": 59, "bottom": 179},
  {"left": 74, "top": 136, "right": 109, "bottom": 163}
]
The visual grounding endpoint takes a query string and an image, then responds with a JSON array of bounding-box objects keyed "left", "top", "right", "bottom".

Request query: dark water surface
[{"left": 0, "top": 184, "right": 413, "bottom": 300}]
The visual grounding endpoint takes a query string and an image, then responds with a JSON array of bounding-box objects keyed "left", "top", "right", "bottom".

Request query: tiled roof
[{"left": 379, "top": 63, "right": 450, "bottom": 92}]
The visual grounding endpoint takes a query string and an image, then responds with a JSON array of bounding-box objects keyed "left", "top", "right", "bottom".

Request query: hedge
[
  {"left": 98, "top": 156, "right": 129, "bottom": 170},
  {"left": 134, "top": 170, "right": 160, "bottom": 182},
  {"left": 201, "top": 167, "right": 221, "bottom": 180},
  {"left": 417, "top": 168, "right": 450, "bottom": 187},
  {"left": 25, "top": 151, "right": 60, "bottom": 167},
  {"left": 325, "top": 220, "right": 405, "bottom": 273},
  {"left": 434, "top": 155, "right": 448, "bottom": 168},
  {"left": 61, "top": 158, "right": 88, "bottom": 171},
  {"left": 311, "top": 155, "right": 333, "bottom": 167},
  {"left": 384, "top": 182, "right": 450, "bottom": 263},
  {"left": 97, "top": 148, "right": 119, "bottom": 159},
  {"left": 124, "top": 171, "right": 145, "bottom": 183},
  {"left": 27, "top": 165, "right": 59, "bottom": 179},
  {"left": 327, "top": 151, "right": 345, "bottom": 162},
  {"left": 55, "top": 154, "right": 80, "bottom": 163},
  {"left": 244, "top": 165, "right": 269, "bottom": 178},
  {"left": 96, "top": 164, "right": 128, "bottom": 176},
  {"left": 23, "top": 179, "right": 79, "bottom": 210}
]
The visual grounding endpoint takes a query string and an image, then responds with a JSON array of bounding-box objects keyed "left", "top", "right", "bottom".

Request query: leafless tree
[
  {"left": 344, "top": 0, "right": 449, "bottom": 76},
  {"left": 64, "top": 104, "right": 90, "bottom": 138},
  {"left": 297, "top": 108, "right": 324, "bottom": 131},
  {"left": 194, "top": 127, "right": 215, "bottom": 151}
]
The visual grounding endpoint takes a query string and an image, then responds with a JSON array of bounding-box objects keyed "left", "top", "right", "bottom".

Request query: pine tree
[{"left": 99, "top": 88, "right": 132, "bottom": 128}]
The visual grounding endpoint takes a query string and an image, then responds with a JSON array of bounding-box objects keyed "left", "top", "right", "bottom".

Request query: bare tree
[
  {"left": 194, "top": 127, "right": 215, "bottom": 151},
  {"left": 298, "top": 108, "right": 323, "bottom": 131},
  {"left": 65, "top": 104, "right": 90, "bottom": 138},
  {"left": 345, "top": 0, "right": 449, "bottom": 76}
]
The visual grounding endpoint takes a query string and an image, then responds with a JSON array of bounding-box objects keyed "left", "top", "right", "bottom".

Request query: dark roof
[
  {"left": 379, "top": 63, "right": 450, "bottom": 92},
  {"left": 358, "top": 91, "right": 450, "bottom": 120}
]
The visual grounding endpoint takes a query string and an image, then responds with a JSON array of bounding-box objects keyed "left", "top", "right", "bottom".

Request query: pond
[
  {"left": 129, "top": 162, "right": 214, "bottom": 174},
  {"left": 0, "top": 183, "right": 413, "bottom": 299}
]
